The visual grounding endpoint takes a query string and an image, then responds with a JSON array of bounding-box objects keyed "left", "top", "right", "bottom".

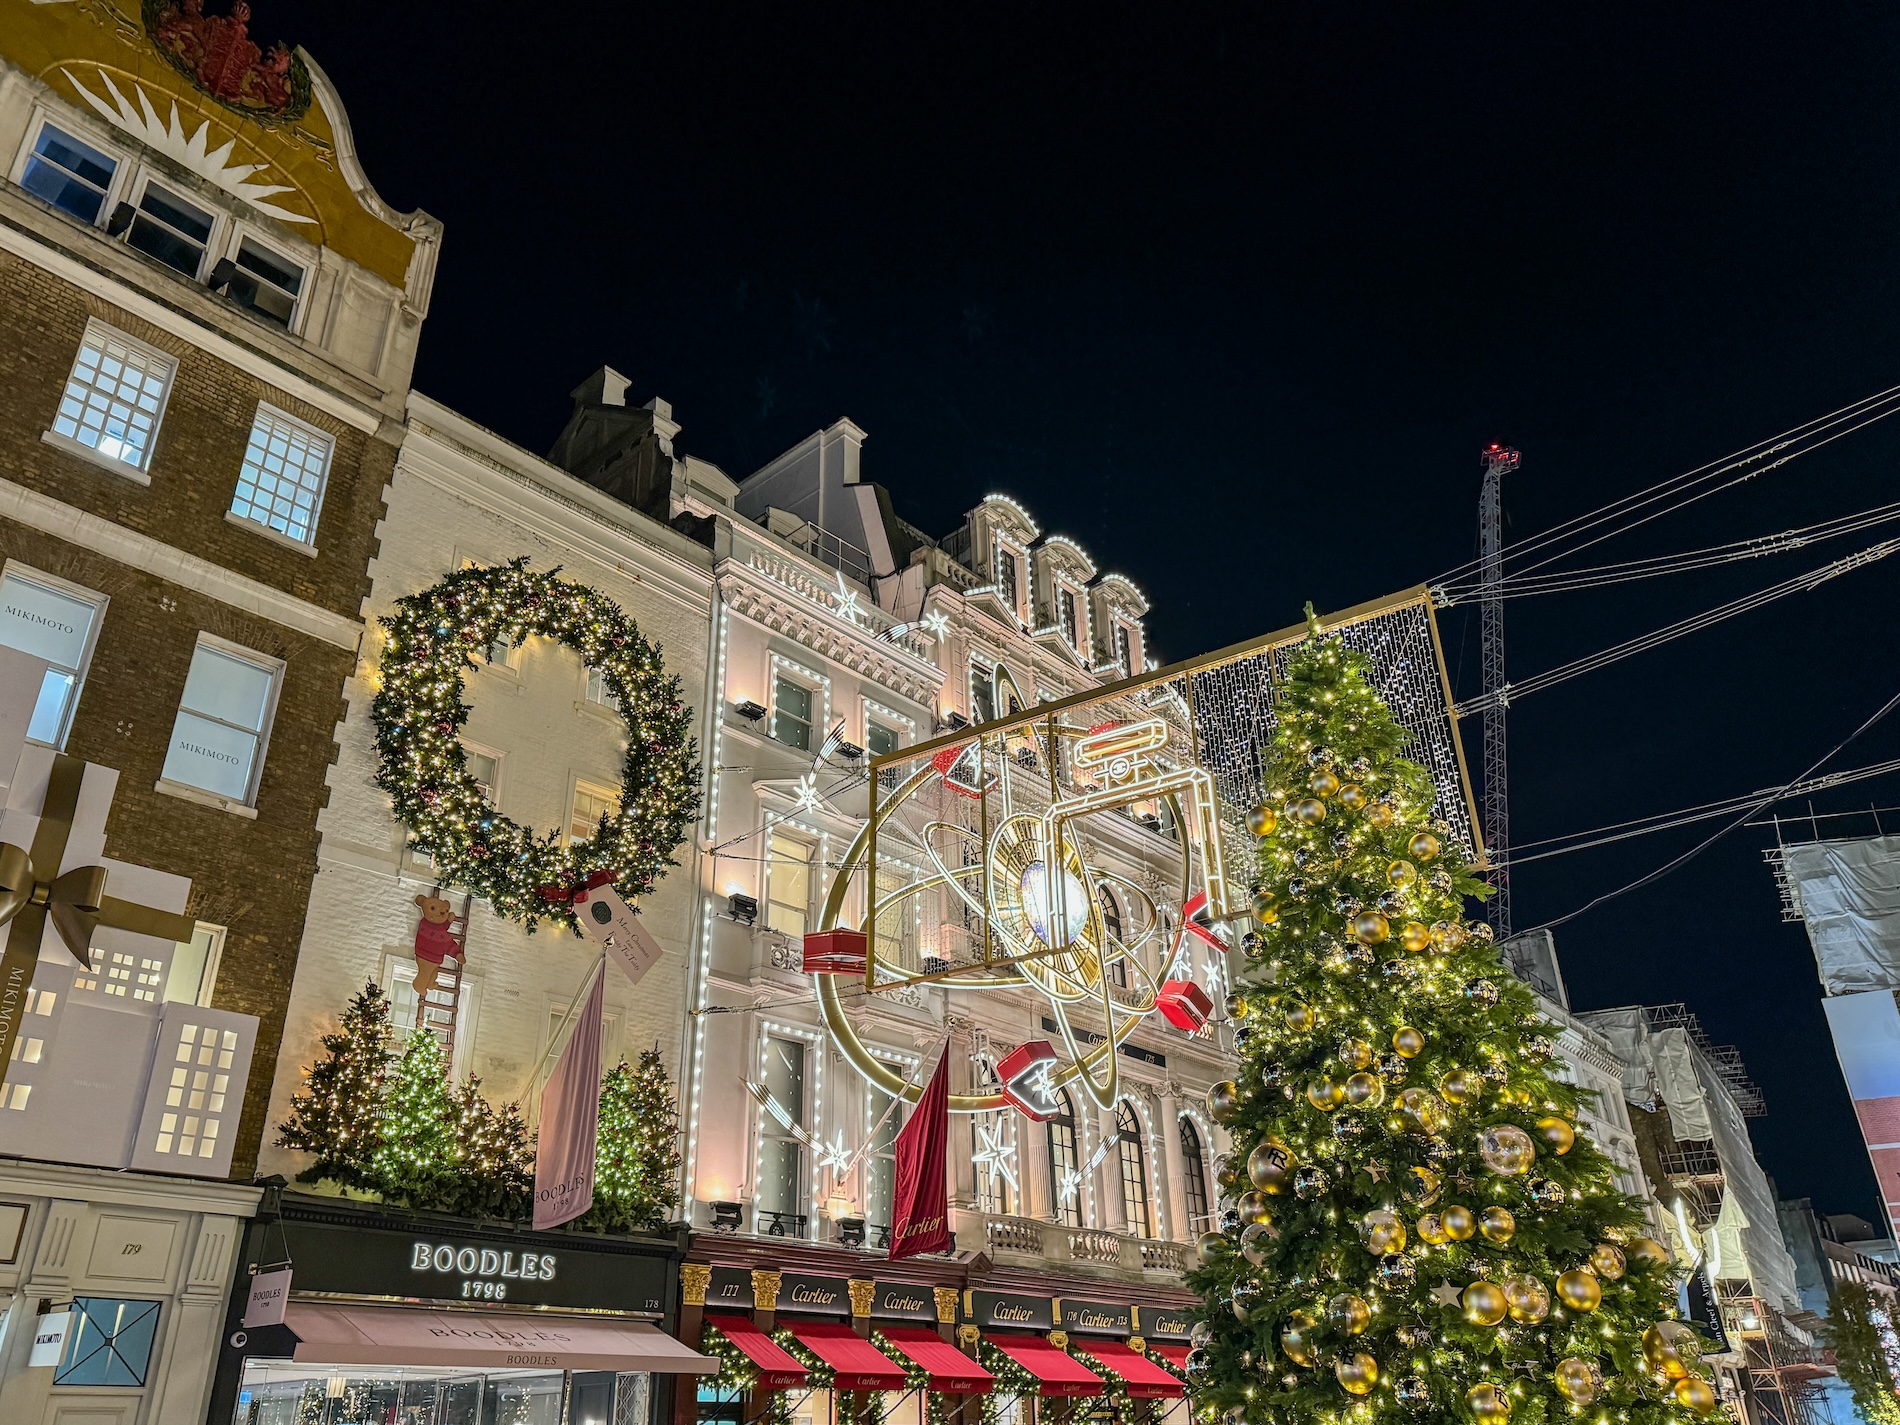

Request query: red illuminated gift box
[
  {"left": 996, "top": 1039, "right": 1060, "bottom": 1120},
  {"left": 801, "top": 928, "right": 868, "bottom": 976},
  {"left": 1156, "top": 980, "right": 1213, "bottom": 1033}
]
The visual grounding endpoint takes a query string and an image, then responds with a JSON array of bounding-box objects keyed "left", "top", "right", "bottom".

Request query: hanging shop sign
[
  {"left": 275, "top": 1217, "right": 668, "bottom": 1314},
  {"left": 965, "top": 1290, "right": 1054, "bottom": 1331},
  {"left": 870, "top": 1282, "right": 938, "bottom": 1323},
  {"left": 1058, "top": 1299, "right": 1131, "bottom": 1336},
  {"left": 1139, "top": 1307, "right": 1194, "bottom": 1342},
  {"left": 778, "top": 1273, "right": 852, "bottom": 1317}
]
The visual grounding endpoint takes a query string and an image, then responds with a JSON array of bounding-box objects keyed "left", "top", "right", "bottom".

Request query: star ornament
[
  {"left": 1430, "top": 1284, "right": 1465, "bottom": 1308},
  {"left": 1366, "top": 1163, "right": 1388, "bottom": 1183}
]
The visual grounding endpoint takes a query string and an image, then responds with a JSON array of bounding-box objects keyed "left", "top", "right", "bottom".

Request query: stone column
[
  {"left": 1026, "top": 1119, "right": 1054, "bottom": 1222},
  {"left": 743, "top": 1270, "right": 784, "bottom": 1425},
  {"left": 1158, "top": 1089, "right": 1188, "bottom": 1241},
  {"left": 1097, "top": 1105, "right": 1127, "bottom": 1233},
  {"left": 849, "top": 1279, "right": 875, "bottom": 1339},
  {"left": 676, "top": 1265, "right": 712, "bottom": 1425}
]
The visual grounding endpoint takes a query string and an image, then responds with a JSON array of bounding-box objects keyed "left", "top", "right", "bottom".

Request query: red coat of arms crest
[{"left": 143, "top": 0, "right": 312, "bottom": 124}]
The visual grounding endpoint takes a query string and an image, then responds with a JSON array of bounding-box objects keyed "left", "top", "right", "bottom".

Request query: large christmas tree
[
  {"left": 275, "top": 981, "right": 395, "bottom": 1190},
  {"left": 582, "top": 1050, "right": 683, "bottom": 1233},
  {"left": 1187, "top": 626, "right": 1716, "bottom": 1425}
]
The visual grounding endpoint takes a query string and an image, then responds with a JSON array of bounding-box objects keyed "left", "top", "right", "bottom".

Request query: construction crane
[{"left": 1480, "top": 444, "right": 1521, "bottom": 938}]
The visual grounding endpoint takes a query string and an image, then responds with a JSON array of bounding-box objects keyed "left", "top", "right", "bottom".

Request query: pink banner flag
[
  {"left": 533, "top": 963, "right": 605, "bottom": 1230},
  {"left": 888, "top": 1045, "right": 952, "bottom": 1260}
]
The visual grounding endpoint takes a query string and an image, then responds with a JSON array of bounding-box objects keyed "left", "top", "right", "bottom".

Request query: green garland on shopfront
[
  {"left": 371, "top": 559, "right": 700, "bottom": 931},
  {"left": 871, "top": 1329, "right": 949, "bottom": 1425},
  {"left": 701, "top": 1322, "right": 794, "bottom": 1425},
  {"left": 976, "top": 1341, "right": 1041, "bottom": 1425},
  {"left": 1067, "top": 1343, "right": 1137, "bottom": 1421}
]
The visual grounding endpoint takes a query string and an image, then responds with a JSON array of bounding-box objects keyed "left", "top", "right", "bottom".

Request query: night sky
[{"left": 270, "top": 2, "right": 1900, "bottom": 1223}]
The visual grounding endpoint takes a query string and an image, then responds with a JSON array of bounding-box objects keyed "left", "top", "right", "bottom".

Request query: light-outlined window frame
[
  {"left": 1115, "top": 1098, "right": 1154, "bottom": 1239},
  {"left": 1046, "top": 1087, "right": 1083, "bottom": 1228},
  {"left": 227, "top": 401, "right": 335, "bottom": 553},
  {"left": 0, "top": 559, "right": 108, "bottom": 750},
  {"left": 768, "top": 653, "right": 828, "bottom": 754},
  {"left": 754, "top": 1021, "right": 823, "bottom": 1238},
  {"left": 12, "top": 111, "right": 126, "bottom": 228},
  {"left": 765, "top": 825, "right": 816, "bottom": 940},
  {"left": 861, "top": 696, "right": 914, "bottom": 762},
  {"left": 45, "top": 318, "right": 179, "bottom": 481},
  {"left": 158, "top": 633, "right": 283, "bottom": 810}
]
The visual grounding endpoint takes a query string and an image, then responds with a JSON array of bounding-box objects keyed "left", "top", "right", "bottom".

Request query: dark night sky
[{"left": 273, "top": 2, "right": 1900, "bottom": 1222}]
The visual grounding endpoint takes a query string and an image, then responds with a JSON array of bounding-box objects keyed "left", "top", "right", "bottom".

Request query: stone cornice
[
  {"left": 0, "top": 1158, "right": 262, "bottom": 1216},
  {"left": 718, "top": 561, "right": 941, "bottom": 707}
]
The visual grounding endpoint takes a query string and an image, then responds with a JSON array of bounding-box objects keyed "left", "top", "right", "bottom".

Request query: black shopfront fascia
[{"left": 206, "top": 1192, "right": 692, "bottom": 1425}]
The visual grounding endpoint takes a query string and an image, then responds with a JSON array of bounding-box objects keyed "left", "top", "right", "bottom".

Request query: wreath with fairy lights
[{"left": 370, "top": 560, "right": 700, "bottom": 930}]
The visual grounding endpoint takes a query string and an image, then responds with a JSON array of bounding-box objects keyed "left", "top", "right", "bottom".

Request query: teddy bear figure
[{"left": 411, "top": 892, "right": 464, "bottom": 1021}]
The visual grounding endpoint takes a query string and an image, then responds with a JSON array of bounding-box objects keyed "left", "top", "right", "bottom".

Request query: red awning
[
  {"left": 706, "top": 1314, "right": 808, "bottom": 1391},
  {"left": 281, "top": 1303, "right": 716, "bottom": 1374},
  {"left": 1149, "top": 1343, "right": 1190, "bottom": 1372},
  {"left": 784, "top": 1321, "right": 909, "bottom": 1391},
  {"left": 1081, "top": 1340, "right": 1185, "bottom": 1399},
  {"left": 985, "top": 1333, "right": 1103, "bottom": 1398},
  {"left": 880, "top": 1327, "right": 995, "bottom": 1393}
]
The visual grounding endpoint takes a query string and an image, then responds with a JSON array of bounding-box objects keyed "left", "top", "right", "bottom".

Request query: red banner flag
[
  {"left": 889, "top": 1045, "right": 952, "bottom": 1260},
  {"left": 533, "top": 963, "right": 605, "bottom": 1230}
]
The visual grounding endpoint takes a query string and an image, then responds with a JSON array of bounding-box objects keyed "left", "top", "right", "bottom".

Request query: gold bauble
[
  {"left": 1252, "top": 891, "right": 1280, "bottom": 926},
  {"left": 1196, "top": 1232, "right": 1228, "bottom": 1265},
  {"left": 1404, "top": 1166, "right": 1442, "bottom": 1207},
  {"left": 1409, "top": 831, "right": 1442, "bottom": 862},
  {"left": 1589, "top": 1243, "right": 1627, "bottom": 1281},
  {"left": 1441, "top": 1204, "right": 1478, "bottom": 1241},
  {"left": 1237, "top": 1190, "right": 1273, "bottom": 1224},
  {"left": 1393, "top": 1026, "right": 1426, "bottom": 1058},
  {"left": 1361, "top": 1209, "right": 1406, "bottom": 1256},
  {"left": 1554, "top": 1358, "right": 1602, "bottom": 1406},
  {"left": 1208, "top": 1081, "right": 1242, "bottom": 1122},
  {"left": 1367, "top": 802, "right": 1397, "bottom": 828},
  {"left": 1240, "top": 1220, "right": 1274, "bottom": 1266},
  {"left": 1343, "top": 1038, "right": 1374, "bottom": 1070},
  {"left": 1478, "top": 1205, "right": 1516, "bottom": 1243},
  {"left": 1440, "top": 1068, "right": 1482, "bottom": 1106},
  {"left": 1478, "top": 1125, "right": 1537, "bottom": 1176},
  {"left": 1281, "top": 1323, "right": 1318, "bottom": 1367},
  {"left": 1226, "top": 992, "right": 1250, "bottom": 1020},
  {"left": 1556, "top": 1269, "right": 1603, "bottom": 1312},
  {"left": 1462, "top": 1281, "right": 1507, "bottom": 1326},
  {"left": 1673, "top": 1378, "right": 1719, "bottom": 1414},
  {"left": 1286, "top": 1001, "right": 1316, "bottom": 1032},
  {"left": 1398, "top": 1087, "right": 1446, "bottom": 1135},
  {"left": 1535, "top": 1116, "right": 1577, "bottom": 1155},
  {"left": 1353, "top": 910, "right": 1391, "bottom": 945},
  {"left": 1247, "top": 804, "right": 1278, "bottom": 837},
  {"left": 1387, "top": 859, "right": 1417, "bottom": 887},
  {"left": 1344, "top": 1071, "right": 1385, "bottom": 1108},
  {"left": 1307, "top": 1077, "right": 1345, "bottom": 1112},
  {"left": 1336, "top": 1352, "right": 1379, "bottom": 1395},
  {"left": 1309, "top": 767, "right": 1341, "bottom": 798},
  {"left": 1503, "top": 1274, "right": 1550, "bottom": 1323},
  {"left": 1416, "top": 1212, "right": 1447, "bottom": 1244},
  {"left": 1643, "top": 1324, "right": 1692, "bottom": 1379},
  {"left": 1401, "top": 920, "right": 1433, "bottom": 953},
  {"left": 1465, "top": 1384, "right": 1511, "bottom": 1423},
  {"left": 1248, "top": 1137, "right": 1296, "bottom": 1193},
  {"left": 1338, "top": 783, "right": 1368, "bottom": 811},
  {"left": 1327, "top": 1293, "right": 1372, "bottom": 1335},
  {"left": 1295, "top": 797, "right": 1328, "bottom": 826},
  {"left": 1627, "top": 1236, "right": 1671, "bottom": 1268}
]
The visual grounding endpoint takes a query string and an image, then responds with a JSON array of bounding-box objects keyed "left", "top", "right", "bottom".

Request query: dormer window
[
  {"left": 127, "top": 181, "right": 214, "bottom": 279},
  {"left": 21, "top": 124, "right": 118, "bottom": 225},
  {"left": 1059, "top": 587, "right": 1080, "bottom": 649},
  {"left": 1117, "top": 624, "right": 1136, "bottom": 674},
  {"left": 999, "top": 546, "right": 1022, "bottom": 615}
]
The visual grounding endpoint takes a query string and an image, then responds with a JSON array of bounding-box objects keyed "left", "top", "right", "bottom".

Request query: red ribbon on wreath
[{"left": 536, "top": 869, "right": 618, "bottom": 907}]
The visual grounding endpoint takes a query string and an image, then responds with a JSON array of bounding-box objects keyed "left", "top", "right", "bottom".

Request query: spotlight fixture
[
  {"left": 834, "top": 741, "right": 863, "bottom": 762},
  {"left": 837, "top": 1217, "right": 866, "bottom": 1249},
  {"left": 944, "top": 711, "right": 969, "bottom": 731},
  {"left": 710, "top": 1201, "right": 744, "bottom": 1232},
  {"left": 733, "top": 699, "right": 767, "bottom": 723},
  {"left": 726, "top": 894, "right": 758, "bottom": 926}
]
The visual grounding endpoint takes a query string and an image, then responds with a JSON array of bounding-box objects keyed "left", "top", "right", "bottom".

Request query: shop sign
[
  {"left": 244, "top": 1268, "right": 293, "bottom": 1327},
  {"left": 966, "top": 1290, "right": 1053, "bottom": 1331},
  {"left": 707, "top": 1267, "right": 754, "bottom": 1308},
  {"left": 29, "top": 1311, "right": 69, "bottom": 1367},
  {"left": 276, "top": 1219, "right": 667, "bottom": 1314},
  {"left": 1140, "top": 1307, "right": 1194, "bottom": 1342},
  {"left": 1058, "top": 1299, "right": 1131, "bottom": 1335},
  {"left": 778, "top": 1273, "right": 851, "bottom": 1316},
  {"left": 871, "top": 1282, "right": 937, "bottom": 1322}
]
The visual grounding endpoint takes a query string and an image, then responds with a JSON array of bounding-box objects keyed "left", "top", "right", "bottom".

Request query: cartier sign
[
  {"left": 871, "top": 1283, "right": 936, "bottom": 1322},
  {"left": 967, "top": 1290, "right": 1054, "bottom": 1331},
  {"left": 1143, "top": 1309, "right": 1194, "bottom": 1342},
  {"left": 1058, "top": 1299, "right": 1132, "bottom": 1335},
  {"left": 778, "top": 1273, "right": 851, "bottom": 1316}
]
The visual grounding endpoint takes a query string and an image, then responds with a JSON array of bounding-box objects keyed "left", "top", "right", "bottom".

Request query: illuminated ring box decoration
[
  {"left": 801, "top": 928, "right": 868, "bottom": 977},
  {"left": 818, "top": 586, "right": 1480, "bottom": 1116}
]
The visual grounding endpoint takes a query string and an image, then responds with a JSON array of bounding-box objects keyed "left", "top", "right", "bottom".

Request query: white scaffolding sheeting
[{"left": 1780, "top": 834, "right": 1900, "bottom": 994}]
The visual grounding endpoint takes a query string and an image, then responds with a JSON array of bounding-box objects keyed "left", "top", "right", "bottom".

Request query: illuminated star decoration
[
  {"left": 972, "top": 1116, "right": 1020, "bottom": 1194},
  {"left": 1059, "top": 1133, "right": 1117, "bottom": 1206},
  {"left": 815, "top": 1132, "right": 853, "bottom": 1177},
  {"left": 793, "top": 773, "right": 823, "bottom": 813},
  {"left": 833, "top": 572, "right": 863, "bottom": 622},
  {"left": 920, "top": 609, "right": 950, "bottom": 642}
]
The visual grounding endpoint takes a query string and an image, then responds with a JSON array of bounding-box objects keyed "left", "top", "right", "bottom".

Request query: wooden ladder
[{"left": 418, "top": 890, "right": 471, "bottom": 1067}]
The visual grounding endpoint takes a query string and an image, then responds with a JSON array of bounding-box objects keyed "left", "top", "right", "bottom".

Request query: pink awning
[
  {"left": 1081, "top": 1339, "right": 1185, "bottom": 1398},
  {"left": 984, "top": 1333, "right": 1103, "bottom": 1397},
  {"left": 283, "top": 1303, "right": 716, "bottom": 1373}
]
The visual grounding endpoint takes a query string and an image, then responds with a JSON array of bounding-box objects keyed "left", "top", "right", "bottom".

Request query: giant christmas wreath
[{"left": 371, "top": 560, "right": 700, "bottom": 930}]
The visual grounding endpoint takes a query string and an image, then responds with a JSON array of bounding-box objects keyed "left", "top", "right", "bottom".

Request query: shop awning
[
  {"left": 1081, "top": 1340, "right": 1185, "bottom": 1399},
  {"left": 879, "top": 1327, "right": 995, "bottom": 1393},
  {"left": 705, "top": 1314, "right": 809, "bottom": 1391},
  {"left": 282, "top": 1303, "right": 717, "bottom": 1374},
  {"left": 784, "top": 1321, "right": 908, "bottom": 1391},
  {"left": 985, "top": 1332, "right": 1103, "bottom": 1397},
  {"left": 1149, "top": 1343, "right": 1190, "bottom": 1372}
]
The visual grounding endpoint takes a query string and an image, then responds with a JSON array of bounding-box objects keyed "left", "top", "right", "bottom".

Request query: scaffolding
[
  {"left": 1641, "top": 1003, "right": 1768, "bottom": 1118},
  {"left": 1715, "top": 1282, "right": 1835, "bottom": 1425}
]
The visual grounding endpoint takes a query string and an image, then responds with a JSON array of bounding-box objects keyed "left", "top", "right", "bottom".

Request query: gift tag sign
[
  {"left": 576, "top": 884, "right": 663, "bottom": 985},
  {"left": 244, "top": 1267, "right": 293, "bottom": 1327}
]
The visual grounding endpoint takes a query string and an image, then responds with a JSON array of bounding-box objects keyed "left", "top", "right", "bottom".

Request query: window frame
[
  {"left": 221, "top": 223, "right": 311, "bottom": 334},
  {"left": 124, "top": 169, "right": 221, "bottom": 281},
  {"left": 0, "top": 560, "right": 108, "bottom": 750},
  {"left": 13, "top": 112, "right": 126, "bottom": 227},
  {"left": 1046, "top": 1088, "right": 1082, "bottom": 1228},
  {"left": 756, "top": 1030, "right": 815, "bottom": 1235},
  {"left": 995, "top": 540, "right": 1028, "bottom": 623},
  {"left": 45, "top": 318, "right": 179, "bottom": 481},
  {"left": 54, "top": 1296, "right": 162, "bottom": 1387},
  {"left": 1115, "top": 1099, "right": 1154, "bottom": 1238},
  {"left": 969, "top": 662, "right": 997, "bottom": 725},
  {"left": 1179, "top": 1115, "right": 1212, "bottom": 1235},
  {"left": 227, "top": 401, "right": 335, "bottom": 553},
  {"left": 862, "top": 1055, "right": 914, "bottom": 1242},
  {"left": 460, "top": 738, "right": 505, "bottom": 808},
  {"left": 770, "top": 670, "right": 817, "bottom": 752},
  {"left": 164, "top": 921, "right": 226, "bottom": 1009},
  {"left": 765, "top": 828, "right": 815, "bottom": 939},
  {"left": 158, "top": 633, "right": 284, "bottom": 810},
  {"left": 566, "top": 776, "right": 621, "bottom": 846}
]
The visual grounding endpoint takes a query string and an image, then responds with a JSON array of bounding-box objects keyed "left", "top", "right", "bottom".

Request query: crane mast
[{"left": 1479, "top": 444, "right": 1520, "bottom": 938}]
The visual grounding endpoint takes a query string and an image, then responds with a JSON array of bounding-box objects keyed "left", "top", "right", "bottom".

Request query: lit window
[
  {"left": 8, "top": 1037, "right": 41, "bottom": 1065},
  {"left": 865, "top": 719, "right": 899, "bottom": 759},
  {"left": 164, "top": 924, "right": 224, "bottom": 1007},
  {"left": 229, "top": 404, "right": 332, "bottom": 546},
  {"left": 161, "top": 639, "right": 280, "bottom": 804},
  {"left": 999, "top": 548, "right": 1021, "bottom": 614},
  {"left": 127, "top": 181, "right": 214, "bottom": 278},
  {"left": 1180, "top": 1117, "right": 1212, "bottom": 1233},
  {"left": 1059, "top": 587, "right": 1079, "bottom": 648},
  {"left": 585, "top": 667, "right": 612, "bottom": 706},
  {"left": 758, "top": 1036, "right": 807, "bottom": 1232},
  {"left": 20, "top": 123, "right": 117, "bottom": 224},
  {"left": 463, "top": 747, "right": 500, "bottom": 803},
  {"left": 50, "top": 321, "right": 176, "bottom": 473},
  {"left": 3, "top": 1084, "right": 27, "bottom": 1110},
  {"left": 1116, "top": 1100, "right": 1153, "bottom": 1237},
  {"left": 0, "top": 566, "right": 106, "bottom": 748},
  {"left": 1046, "top": 1089, "right": 1082, "bottom": 1227},
  {"left": 766, "top": 833, "right": 812, "bottom": 939},
  {"left": 226, "top": 236, "right": 304, "bottom": 328},
  {"left": 773, "top": 675, "right": 813, "bottom": 751},
  {"left": 568, "top": 779, "right": 620, "bottom": 844}
]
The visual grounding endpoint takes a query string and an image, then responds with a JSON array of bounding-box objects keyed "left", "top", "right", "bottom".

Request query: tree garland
[
  {"left": 1069, "top": 1343, "right": 1137, "bottom": 1420},
  {"left": 977, "top": 1341, "right": 1042, "bottom": 1424},
  {"left": 871, "top": 1328, "right": 950, "bottom": 1425},
  {"left": 371, "top": 560, "right": 700, "bottom": 931},
  {"left": 701, "top": 1322, "right": 795, "bottom": 1425}
]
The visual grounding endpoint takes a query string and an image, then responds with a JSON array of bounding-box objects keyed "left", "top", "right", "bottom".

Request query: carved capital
[
  {"left": 957, "top": 1324, "right": 981, "bottom": 1348},
  {"left": 934, "top": 1286, "right": 960, "bottom": 1324},
  {"left": 849, "top": 1279, "right": 877, "bottom": 1317},
  {"left": 752, "top": 1269, "right": 783, "bottom": 1311},
  {"left": 681, "top": 1263, "right": 712, "bottom": 1307},
  {"left": 1047, "top": 1329, "right": 1069, "bottom": 1349}
]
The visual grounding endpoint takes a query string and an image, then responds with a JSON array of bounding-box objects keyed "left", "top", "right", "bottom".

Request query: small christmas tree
[
  {"left": 583, "top": 1050, "right": 682, "bottom": 1232},
  {"left": 275, "top": 981, "right": 395, "bottom": 1190},
  {"left": 1186, "top": 623, "right": 1718, "bottom": 1425},
  {"left": 440, "top": 1074, "right": 535, "bottom": 1220},
  {"left": 371, "top": 1030, "right": 462, "bottom": 1207}
]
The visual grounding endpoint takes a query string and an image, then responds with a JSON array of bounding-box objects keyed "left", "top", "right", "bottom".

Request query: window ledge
[
  {"left": 154, "top": 777, "right": 258, "bottom": 819},
  {"left": 224, "top": 509, "right": 319, "bottom": 557},
  {"left": 572, "top": 698, "right": 621, "bottom": 726},
  {"left": 40, "top": 429, "right": 152, "bottom": 485}
]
